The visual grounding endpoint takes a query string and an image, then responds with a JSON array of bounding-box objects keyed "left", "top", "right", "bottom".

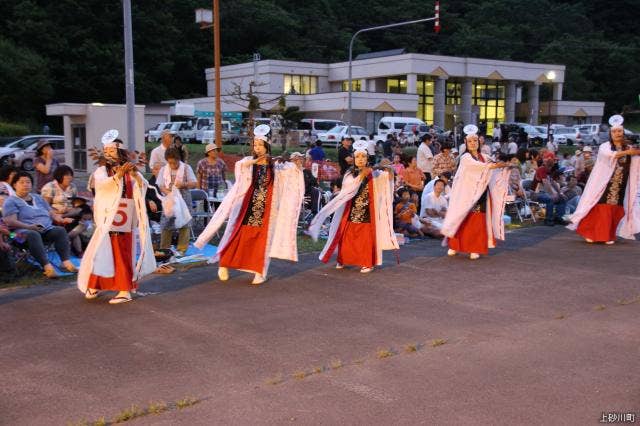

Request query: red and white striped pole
[{"left": 434, "top": 1, "right": 441, "bottom": 33}]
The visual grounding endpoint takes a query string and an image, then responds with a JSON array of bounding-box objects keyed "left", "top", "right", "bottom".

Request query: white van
[
  {"left": 298, "top": 118, "right": 347, "bottom": 137},
  {"left": 375, "top": 117, "right": 427, "bottom": 144},
  {"left": 202, "top": 121, "right": 238, "bottom": 144}
]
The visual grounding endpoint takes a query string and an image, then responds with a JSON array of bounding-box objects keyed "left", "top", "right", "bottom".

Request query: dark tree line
[{"left": 0, "top": 0, "right": 638, "bottom": 124}]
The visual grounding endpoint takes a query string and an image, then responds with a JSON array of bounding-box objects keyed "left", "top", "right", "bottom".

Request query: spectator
[
  {"left": 382, "top": 134, "right": 394, "bottom": 159},
  {"left": 149, "top": 130, "right": 172, "bottom": 170},
  {"left": 561, "top": 175, "right": 582, "bottom": 214},
  {"left": 532, "top": 152, "right": 567, "bottom": 226},
  {"left": 417, "top": 134, "right": 434, "bottom": 182},
  {"left": 401, "top": 156, "right": 425, "bottom": 193},
  {"left": 507, "top": 137, "right": 518, "bottom": 155},
  {"left": 577, "top": 158, "right": 594, "bottom": 186},
  {"left": 2, "top": 171, "right": 75, "bottom": 277},
  {"left": 391, "top": 154, "right": 405, "bottom": 176},
  {"left": 146, "top": 163, "right": 163, "bottom": 224},
  {"left": 0, "top": 165, "right": 17, "bottom": 198},
  {"left": 157, "top": 148, "right": 198, "bottom": 255},
  {"left": 171, "top": 135, "right": 189, "bottom": 163},
  {"left": 337, "top": 137, "right": 354, "bottom": 175},
  {"left": 367, "top": 134, "right": 378, "bottom": 164},
  {"left": 517, "top": 127, "right": 528, "bottom": 147},
  {"left": 419, "top": 179, "right": 448, "bottom": 237},
  {"left": 492, "top": 123, "right": 501, "bottom": 141},
  {"left": 422, "top": 171, "right": 452, "bottom": 202},
  {"left": 508, "top": 156, "right": 526, "bottom": 199},
  {"left": 308, "top": 140, "right": 326, "bottom": 161},
  {"left": 546, "top": 136, "right": 558, "bottom": 154},
  {"left": 34, "top": 139, "right": 59, "bottom": 193},
  {"left": 394, "top": 188, "right": 422, "bottom": 238},
  {"left": 432, "top": 144, "right": 456, "bottom": 177},
  {"left": 291, "top": 152, "right": 320, "bottom": 213},
  {"left": 196, "top": 144, "right": 227, "bottom": 195},
  {"left": 522, "top": 149, "right": 539, "bottom": 179},
  {"left": 41, "top": 165, "right": 87, "bottom": 255},
  {"left": 0, "top": 220, "right": 16, "bottom": 282},
  {"left": 330, "top": 177, "right": 342, "bottom": 200}
]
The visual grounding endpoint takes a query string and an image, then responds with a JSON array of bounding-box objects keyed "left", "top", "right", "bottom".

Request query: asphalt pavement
[{"left": 0, "top": 226, "right": 638, "bottom": 425}]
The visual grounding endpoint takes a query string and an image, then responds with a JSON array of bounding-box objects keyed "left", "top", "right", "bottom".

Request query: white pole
[{"left": 122, "top": 0, "right": 135, "bottom": 150}]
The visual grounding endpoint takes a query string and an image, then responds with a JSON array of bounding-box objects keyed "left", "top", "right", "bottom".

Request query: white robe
[
  {"left": 77, "top": 167, "right": 156, "bottom": 292},
  {"left": 194, "top": 157, "right": 304, "bottom": 275},
  {"left": 441, "top": 153, "right": 510, "bottom": 247},
  {"left": 309, "top": 170, "right": 398, "bottom": 266},
  {"left": 567, "top": 142, "right": 640, "bottom": 239},
  {"left": 422, "top": 191, "right": 448, "bottom": 231}
]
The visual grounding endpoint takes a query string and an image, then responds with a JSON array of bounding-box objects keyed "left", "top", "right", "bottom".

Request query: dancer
[
  {"left": 441, "top": 125, "right": 509, "bottom": 260},
  {"left": 194, "top": 125, "right": 304, "bottom": 285},
  {"left": 309, "top": 140, "right": 398, "bottom": 273},
  {"left": 78, "top": 130, "right": 156, "bottom": 304},
  {"left": 567, "top": 115, "right": 640, "bottom": 243}
]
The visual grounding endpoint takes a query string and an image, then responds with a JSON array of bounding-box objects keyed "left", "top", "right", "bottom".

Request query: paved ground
[{"left": 0, "top": 226, "right": 638, "bottom": 425}]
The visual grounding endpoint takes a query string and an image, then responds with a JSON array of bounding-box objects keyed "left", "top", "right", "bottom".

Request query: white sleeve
[
  {"left": 186, "top": 165, "right": 197, "bottom": 183},
  {"left": 156, "top": 166, "right": 166, "bottom": 188}
]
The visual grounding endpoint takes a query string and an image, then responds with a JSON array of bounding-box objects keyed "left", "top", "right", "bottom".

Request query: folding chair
[{"left": 189, "top": 189, "right": 213, "bottom": 237}]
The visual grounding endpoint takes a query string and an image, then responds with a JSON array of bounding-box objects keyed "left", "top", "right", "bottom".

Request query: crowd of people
[{"left": 1, "top": 116, "right": 637, "bottom": 303}]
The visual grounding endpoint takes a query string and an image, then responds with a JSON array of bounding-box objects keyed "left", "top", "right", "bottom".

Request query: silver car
[{"left": 0, "top": 135, "right": 65, "bottom": 170}]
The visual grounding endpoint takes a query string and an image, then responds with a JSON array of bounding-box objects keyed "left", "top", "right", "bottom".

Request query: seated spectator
[
  {"left": 146, "top": 163, "right": 163, "bottom": 224},
  {"left": 171, "top": 135, "right": 189, "bottom": 162},
  {"left": 421, "top": 171, "right": 452, "bottom": 207},
  {"left": 391, "top": 154, "right": 405, "bottom": 176},
  {"left": 196, "top": 144, "right": 226, "bottom": 195},
  {"left": 157, "top": 148, "right": 197, "bottom": 255},
  {"left": 531, "top": 152, "right": 567, "bottom": 226},
  {"left": 508, "top": 156, "right": 526, "bottom": 199},
  {"left": 0, "top": 219, "right": 16, "bottom": 281},
  {"left": 394, "top": 188, "right": 423, "bottom": 237},
  {"left": 383, "top": 134, "right": 394, "bottom": 159},
  {"left": 419, "top": 179, "right": 448, "bottom": 238},
  {"left": 577, "top": 158, "right": 594, "bottom": 187},
  {"left": 41, "top": 165, "right": 88, "bottom": 255},
  {"left": 522, "top": 149, "right": 539, "bottom": 179},
  {"left": 432, "top": 143, "right": 456, "bottom": 177},
  {"left": 561, "top": 175, "right": 582, "bottom": 214},
  {"left": 401, "top": 156, "right": 425, "bottom": 193},
  {"left": 0, "top": 165, "right": 17, "bottom": 198},
  {"left": 507, "top": 137, "right": 518, "bottom": 155},
  {"left": 2, "top": 171, "right": 75, "bottom": 277},
  {"left": 330, "top": 178, "right": 342, "bottom": 200},
  {"left": 308, "top": 140, "right": 326, "bottom": 162},
  {"left": 291, "top": 152, "right": 321, "bottom": 213}
]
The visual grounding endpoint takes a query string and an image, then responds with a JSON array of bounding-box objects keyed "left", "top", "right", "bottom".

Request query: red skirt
[
  {"left": 576, "top": 203, "right": 625, "bottom": 242},
  {"left": 448, "top": 211, "right": 490, "bottom": 255},
  {"left": 219, "top": 185, "right": 273, "bottom": 275},
  {"left": 88, "top": 233, "right": 136, "bottom": 291},
  {"left": 337, "top": 222, "right": 376, "bottom": 268}
]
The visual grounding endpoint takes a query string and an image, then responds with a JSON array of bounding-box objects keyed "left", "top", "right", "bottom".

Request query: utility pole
[
  {"left": 213, "top": 0, "right": 222, "bottom": 151},
  {"left": 122, "top": 0, "right": 135, "bottom": 150}
]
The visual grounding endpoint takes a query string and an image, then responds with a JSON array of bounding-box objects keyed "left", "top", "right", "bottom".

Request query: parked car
[
  {"left": 147, "top": 122, "right": 172, "bottom": 143},
  {"left": 317, "top": 125, "right": 369, "bottom": 147},
  {"left": 298, "top": 119, "right": 347, "bottom": 138},
  {"left": 499, "top": 123, "right": 547, "bottom": 146},
  {"left": 0, "top": 135, "right": 65, "bottom": 170},
  {"left": 574, "top": 124, "right": 600, "bottom": 145},
  {"left": 201, "top": 121, "right": 240, "bottom": 145},
  {"left": 553, "top": 127, "right": 580, "bottom": 145},
  {"left": 374, "top": 117, "right": 426, "bottom": 145},
  {"left": 401, "top": 124, "right": 451, "bottom": 144},
  {"left": 597, "top": 125, "right": 639, "bottom": 144},
  {"left": 0, "top": 137, "right": 20, "bottom": 147}
]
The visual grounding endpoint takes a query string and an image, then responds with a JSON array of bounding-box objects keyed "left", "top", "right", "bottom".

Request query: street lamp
[
  {"left": 196, "top": 2, "right": 223, "bottom": 151},
  {"left": 347, "top": 16, "right": 438, "bottom": 135},
  {"left": 545, "top": 70, "right": 556, "bottom": 148}
]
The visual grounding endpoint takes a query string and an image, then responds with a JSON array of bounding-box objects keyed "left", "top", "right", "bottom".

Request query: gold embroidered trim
[
  {"left": 244, "top": 166, "right": 269, "bottom": 226},
  {"left": 349, "top": 179, "right": 370, "bottom": 223}
]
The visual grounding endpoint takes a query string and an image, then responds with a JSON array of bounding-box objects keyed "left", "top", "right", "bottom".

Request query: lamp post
[
  {"left": 347, "top": 16, "right": 437, "bottom": 135},
  {"left": 545, "top": 71, "right": 556, "bottom": 148},
  {"left": 196, "top": 2, "right": 223, "bottom": 151}
]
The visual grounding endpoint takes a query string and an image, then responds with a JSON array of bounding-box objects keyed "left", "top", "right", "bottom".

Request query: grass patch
[
  {"left": 147, "top": 401, "right": 168, "bottom": 415},
  {"left": 175, "top": 397, "right": 199, "bottom": 409},
  {"left": 293, "top": 370, "right": 309, "bottom": 380},
  {"left": 265, "top": 374, "right": 284, "bottom": 385},
  {"left": 404, "top": 343, "right": 419, "bottom": 353},
  {"left": 330, "top": 359, "right": 343, "bottom": 370},
  {"left": 594, "top": 304, "right": 606, "bottom": 311},
  {"left": 113, "top": 405, "right": 144, "bottom": 423},
  {"left": 376, "top": 348, "right": 395, "bottom": 359},
  {"left": 296, "top": 234, "right": 327, "bottom": 253},
  {"left": 430, "top": 338, "right": 447, "bottom": 347}
]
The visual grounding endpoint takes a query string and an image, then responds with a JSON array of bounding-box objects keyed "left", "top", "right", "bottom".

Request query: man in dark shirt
[
  {"left": 338, "top": 137, "right": 353, "bottom": 175},
  {"left": 383, "top": 134, "right": 394, "bottom": 159}
]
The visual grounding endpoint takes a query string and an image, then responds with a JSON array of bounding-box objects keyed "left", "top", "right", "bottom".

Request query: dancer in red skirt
[
  {"left": 568, "top": 115, "right": 640, "bottom": 243},
  {"left": 441, "top": 125, "right": 509, "bottom": 260},
  {"left": 78, "top": 130, "right": 156, "bottom": 304},
  {"left": 194, "top": 125, "right": 304, "bottom": 285},
  {"left": 309, "top": 141, "right": 398, "bottom": 273}
]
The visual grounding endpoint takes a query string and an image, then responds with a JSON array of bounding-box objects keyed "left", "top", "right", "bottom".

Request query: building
[
  {"left": 46, "top": 103, "right": 146, "bottom": 174},
  {"left": 171, "top": 51, "right": 604, "bottom": 135}
]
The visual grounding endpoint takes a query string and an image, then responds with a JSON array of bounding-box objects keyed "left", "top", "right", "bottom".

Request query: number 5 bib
[{"left": 110, "top": 199, "right": 135, "bottom": 232}]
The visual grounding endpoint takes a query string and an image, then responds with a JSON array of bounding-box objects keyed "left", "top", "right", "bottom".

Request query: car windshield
[
  {"left": 316, "top": 121, "right": 343, "bottom": 131},
  {"left": 170, "top": 123, "right": 182, "bottom": 130},
  {"left": 327, "top": 126, "right": 346, "bottom": 134}
]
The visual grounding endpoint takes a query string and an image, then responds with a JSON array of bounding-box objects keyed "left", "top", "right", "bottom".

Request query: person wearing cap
[
  {"left": 194, "top": 126, "right": 304, "bottom": 285},
  {"left": 531, "top": 151, "right": 567, "bottom": 226},
  {"left": 309, "top": 140, "right": 398, "bottom": 273},
  {"left": 567, "top": 115, "right": 640, "bottom": 244},
  {"left": 196, "top": 143, "right": 226, "bottom": 195},
  {"left": 34, "top": 139, "right": 60, "bottom": 193},
  {"left": 78, "top": 130, "right": 156, "bottom": 304},
  {"left": 442, "top": 125, "right": 510, "bottom": 260},
  {"left": 149, "top": 130, "right": 173, "bottom": 170},
  {"left": 417, "top": 134, "right": 434, "bottom": 182}
]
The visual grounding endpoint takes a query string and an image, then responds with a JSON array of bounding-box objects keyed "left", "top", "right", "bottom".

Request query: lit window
[
  {"left": 386, "top": 76, "right": 407, "bottom": 94},
  {"left": 283, "top": 74, "right": 318, "bottom": 94},
  {"left": 341, "top": 80, "right": 362, "bottom": 92}
]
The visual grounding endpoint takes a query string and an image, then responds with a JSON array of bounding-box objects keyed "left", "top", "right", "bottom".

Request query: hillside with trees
[{"left": 0, "top": 0, "right": 638, "bottom": 127}]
